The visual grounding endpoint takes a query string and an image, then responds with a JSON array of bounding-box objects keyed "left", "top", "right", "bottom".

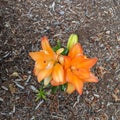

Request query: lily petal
[
  {"left": 68, "top": 43, "right": 83, "bottom": 58},
  {"left": 66, "top": 83, "right": 75, "bottom": 94},
  {"left": 35, "top": 61, "right": 47, "bottom": 70},
  {"left": 58, "top": 55, "right": 64, "bottom": 65},
  {"left": 29, "top": 51, "right": 45, "bottom": 61},
  {"left": 33, "top": 66, "right": 40, "bottom": 76},
  {"left": 41, "top": 36, "right": 55, "bottom": 56},
  {"left": 52, "top": 63, "right": 65, "bottom": 85},
  {"left": 71, "top": 55, "right": 87, "bottom": 67},
  {"left": 51, "top": 78, "right": 66, "bottom": 86},
  {"left": 37, "top": 68, "right": 52, "bottom": 82},
  {"left": 51, "top": 79, "right": 60, "bottom": 86},
  {"left": 44, "top": 76, "right": 52, "bottom": 86},
  {"left": 73, "top": 68, "right": 90, "bottom": 79},
  {"left": 64, "top": 56, "right": 71, "bottom": 70},
  {"left": 29, "top": 50, "right": 53, "bottom": 62},
  {"left": 84, "top": 73, "right": 98, "bottom": 83},
  {"left": 66, "top": 69, "right": 83, "bottom": 95},
  {"left": 77, "top": 58, "right": 98, "bottom": 69},
  {"left": 46, "top": 61, "right": 54, "bottom": 69}
]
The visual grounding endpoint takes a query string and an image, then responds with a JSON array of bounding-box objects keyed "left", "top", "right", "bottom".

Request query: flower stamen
[{"left": 56, "top": 48, "right": 64, "bottom": 55}]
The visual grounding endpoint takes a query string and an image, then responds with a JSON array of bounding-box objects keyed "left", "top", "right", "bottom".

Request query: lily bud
[{"left": 67, "top": 34, "right": 78, "bottom": 50}]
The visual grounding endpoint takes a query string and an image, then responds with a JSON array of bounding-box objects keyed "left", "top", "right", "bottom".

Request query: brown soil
[{"left": 0, "top": 0, "right": 120, "bottom": 120}]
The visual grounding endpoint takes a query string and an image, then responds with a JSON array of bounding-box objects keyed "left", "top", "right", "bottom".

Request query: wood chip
[
  {"left": 14, "top": 82, "right": 24, "bottom": 90},
  {"left": 0, "top": 97, "right": 4, "bottom": 102},
  {"left": 30, "top": 85, "right": 38, "bottom": 93},
  {"left": 35, "top": 100, "right": 44, "bottom": 110},
  {"left": 1, "top": 86, "right": 8, "bottom": 91},
  {"left": 112, "top": 93, "right": 120, "bottom": 102}
]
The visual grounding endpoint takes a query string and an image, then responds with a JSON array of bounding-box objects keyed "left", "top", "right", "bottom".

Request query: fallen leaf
[
  {"left": 9, "top": 84, "right": 16, "bottom": 94},
  {"left": 10, "top": 72, "right": 19, "bottom": 77}
]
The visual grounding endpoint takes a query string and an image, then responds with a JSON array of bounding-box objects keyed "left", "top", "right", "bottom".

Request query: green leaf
[
  {"left": 53, "top": 40, "right": 61, "bottom": 52},
  {"left": 60, "top": 83, "right": 67, "bottom": 91},
  {"left": 51, "top": 86, "right": 59, "bottom": 93},
  {"left": 41, "top": 94, "right": 46, "bottom": 100},
  {"left": 62, "top": 48, "right": 69, "bottom": 55}
]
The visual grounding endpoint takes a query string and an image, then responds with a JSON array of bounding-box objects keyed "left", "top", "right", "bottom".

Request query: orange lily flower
[
  {"left": 29, "top": 36, "right": 66, "bottom": 86},
  {"left": 64, "top": 43, "right": 98, "bottom": 95}
]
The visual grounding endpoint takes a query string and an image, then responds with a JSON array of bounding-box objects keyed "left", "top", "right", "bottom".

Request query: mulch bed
[{"left": 0, "top": 0, "right": 120, "bottom": 119}]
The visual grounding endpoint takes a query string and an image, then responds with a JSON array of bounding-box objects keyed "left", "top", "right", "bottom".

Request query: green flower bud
[{"left": 67, "top": 34, "right": 78, "bottom": 50}]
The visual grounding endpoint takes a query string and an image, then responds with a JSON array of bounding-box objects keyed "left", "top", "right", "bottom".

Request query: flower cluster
[{"left": 29, "top": 34, "right": 98, "bottom": 95}]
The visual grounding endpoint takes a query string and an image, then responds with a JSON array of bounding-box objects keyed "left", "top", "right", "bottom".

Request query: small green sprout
[{"left": 36, "top": 88, "right": 46, "bottom": 101}]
